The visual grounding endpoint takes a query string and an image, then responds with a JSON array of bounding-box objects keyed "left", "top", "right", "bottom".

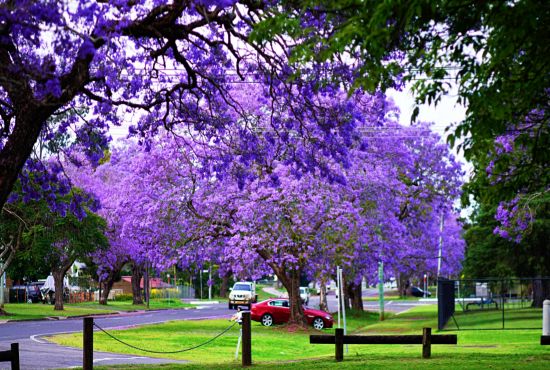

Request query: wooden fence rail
[
  {"left": 0, "top": 343, "right": 20, "bottom": 370},
  {"left": 310, "top": 327, "right": 457, "bottom": 362}
]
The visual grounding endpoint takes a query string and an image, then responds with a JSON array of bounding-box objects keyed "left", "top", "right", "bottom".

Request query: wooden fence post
[
  {"left": 242, "top": 312, "right": 252, "bottom": 366},
  {"left": 10, "top": 343, "right": 19, "bottom": 370},
  {"left": 335, "top": 328, "right": 344, "bottom": 362},
  {"left": 83, "top": 317, "right": 93, "bottom": 370},
  {"left": 422, "top": 327, "right": 431, "bottom": 358}
]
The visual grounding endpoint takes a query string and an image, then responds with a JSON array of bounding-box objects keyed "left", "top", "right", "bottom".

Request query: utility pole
[
  {"left": 208, "top": 266, "right": 212, "bottom": 300},
  {"left": 436, "top": 214, "right": 444, "bottom": 298},
  {"left": 378, "top": 261, "right": 384, "bottom": 321},
  {"left": 338, "top": 267, "right": 348, "bottom": 354},
  {"left": 336, "top": 266, "right": 341, "bottom": 328},
  {"left": 200, "top": 269, "right": 203, "bottom": 300},
  {"left": 144, "top": 263, "right": 150, "bottom": 309}
]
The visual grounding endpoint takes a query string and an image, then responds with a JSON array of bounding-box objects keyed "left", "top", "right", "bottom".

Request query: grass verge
[
  {"left": 1, "top": 299, "right": 194, "bottom": 321},
  {"left": 49, "top": 305, "right": 548, "bottom": 369}
]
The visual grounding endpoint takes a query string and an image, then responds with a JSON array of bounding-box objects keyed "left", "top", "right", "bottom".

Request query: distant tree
[{"left": 4, "top": 185, "right": 108, "bottom": 311}]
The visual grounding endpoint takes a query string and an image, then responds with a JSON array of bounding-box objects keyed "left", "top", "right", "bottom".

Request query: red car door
[{"left": 270, "top": 299, "right": 290, "bottom": 323}]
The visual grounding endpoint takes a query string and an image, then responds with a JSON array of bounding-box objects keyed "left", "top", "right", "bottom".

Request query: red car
[{"left": 251, "top": 298, "right": 333, "bottom": 330}]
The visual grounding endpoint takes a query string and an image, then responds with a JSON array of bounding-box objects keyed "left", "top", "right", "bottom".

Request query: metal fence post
[
  {"left": 422, "top": 327, "right": 431, "bottom": 358},
  {"left": 83, "top": 317, "right": 93, "bottom": 370},
  {"left": 10, "top": 343, "right": 19, "bottom": 370},
  {"left": 501, "top": 280, "right": 505, "bottom": 329},
  {"left": 542, "top": 300, "right": 550, "bottom": 345},
  {"left": 335, "top": 328, "right": 344, "bottom": 362},
  {"left": 241, "top": 312, "right": 251, "bottom": 366}
]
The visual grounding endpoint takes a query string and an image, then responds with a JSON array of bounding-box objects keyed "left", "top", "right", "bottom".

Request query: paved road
[
  {"left": 0, "top": 304, "right": 234, "bottom": 370},
  {"left": 307, "top": 289, "right": 436, "bottom": 314}
]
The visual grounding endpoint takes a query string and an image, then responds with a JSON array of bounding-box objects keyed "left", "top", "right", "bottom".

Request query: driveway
[{"left": 0, "top": 303, "right": 234, "bottom": 370}]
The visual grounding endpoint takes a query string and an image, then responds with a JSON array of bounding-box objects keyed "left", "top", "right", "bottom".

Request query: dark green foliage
[
  {"left": 2, "top": 184, "right": 108, "bottom": 282},
  {"left": 253, "top": 0, "right": 550, "bottom": 159},
  {"left": 463, "top": 205, "right": 550, "bottom": 278}
]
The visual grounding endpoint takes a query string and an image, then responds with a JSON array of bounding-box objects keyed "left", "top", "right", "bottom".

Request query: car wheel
[
  {"left": 261, "top": 314, "right": 274, "bottom": 326},
  {"left": 228, "top": 303, "right": 233, "bottom": 309},
  {"left": 312, "top": 317, "right": 325, "bottom": 330},
  {"left": 27, "top": 298, "right": 33, "bottom": 304}
]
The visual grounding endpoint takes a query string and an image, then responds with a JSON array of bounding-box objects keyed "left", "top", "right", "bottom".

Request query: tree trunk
[
  {"left": 98, "top": 258, "right": 127, "bottom": 305},
  {"left": 398, "top": 274, "right": 410, "bottom": 297},
  {"left": 271, "top": 265, "right": 307, "bottom": 327},
  {"left": 348, "top": 281, "right": 364, "bottom": 311},
  {"left": 532, "top": 278, "right": 550, "bottom": 308},
  {"left": 282, "top": 268, "right": 307, "bottom": 327},
  {"left": 131, "top": 263, "right": 144, "bottom": 305},
  {"left": 99, "top": 278, "right": 115, "bottom": 305},
  {"left": 53, "top": 270, "right": 66, "bottom": 311},
  {"left": 340, "top": 273, "right": 350, "bottom": 311},
  {"left": 255, "top": 248, "right": 307, "bottom": 327},
  {"left": 0, "top": 115, "right": 48, "bottom": 211},
  {"left": 219, "top": 271, "right": 231, "bottom": 298},
  {"left": 319, "top": 278, "right": 328, "bottom": 312}
]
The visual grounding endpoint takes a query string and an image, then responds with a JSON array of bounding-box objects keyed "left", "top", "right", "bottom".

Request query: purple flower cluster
[{"left": 68, "top": 86, "right": 464, "bottom": 289}]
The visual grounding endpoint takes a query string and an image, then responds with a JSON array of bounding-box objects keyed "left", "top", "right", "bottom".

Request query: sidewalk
[{"left": 262, "top": 286, "right": 288, "bottom": 298}]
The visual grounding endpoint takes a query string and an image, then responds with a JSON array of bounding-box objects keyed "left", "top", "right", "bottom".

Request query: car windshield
[
  {"left": 300, "top": 288, "right": 307, "bottom": 293},
  {"left": 233, "top": 284, "right": 251, "bottom": 291}
]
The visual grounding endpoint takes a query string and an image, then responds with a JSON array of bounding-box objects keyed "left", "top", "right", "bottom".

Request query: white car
[
  {"left": 228, "top": 281, "right": 257, "bottom": 309},
  {"left": 299, "top": 287, "right": 310, "bottom": 305}
]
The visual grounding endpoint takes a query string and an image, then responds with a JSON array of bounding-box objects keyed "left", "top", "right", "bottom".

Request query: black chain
[{"left": 92, "top": 320, "right": 238, "bottom": 354}]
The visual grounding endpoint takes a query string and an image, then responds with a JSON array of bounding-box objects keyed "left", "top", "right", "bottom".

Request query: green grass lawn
[
  {"left": 451, "top": 305, "right": 542, "bottom": 330},
  {"left": 1, "top": 299, "right": 194, "bottom": 321},
  {"left": 0, "top": 303, "right": 119, "bottom": 321},
  {"left": 49, "top": 305, "right": 549, "bottom": 369}
]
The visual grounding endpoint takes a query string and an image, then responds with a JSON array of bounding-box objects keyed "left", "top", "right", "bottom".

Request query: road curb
[{"left": 0, "top": 305, "right": 202, "bottom": 323}]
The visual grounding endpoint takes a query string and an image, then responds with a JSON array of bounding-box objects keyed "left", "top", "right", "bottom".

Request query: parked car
[
  {"left": 299, "top": 287, "right": 310, "bottom": 305},
  {"left": 251, "top": 298, "right": 333, "bottom": 330},
  {"left": 9, "top": 282, "right": 44, "bottom": 303},
  {"left": 410, "top": 286, "right": 431, "bottom": 297},
  {"left": 228, "top": 281, "right": 257, "bottom": 309}
]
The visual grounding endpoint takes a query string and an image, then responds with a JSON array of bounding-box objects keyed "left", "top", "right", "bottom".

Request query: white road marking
[
  {"left": 30, "top": 335, "right": 48, "bottom": 344},
  {"left": 30, "top": 330, "right": 79, "bottom": 344}
]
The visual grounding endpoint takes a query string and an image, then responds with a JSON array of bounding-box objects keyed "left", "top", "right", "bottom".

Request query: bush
[
  {"left": 150, "top": 288, "right": 180, "bottom": 299},
  {"left": 113, "top": 293, "right": 133, "bottom": 301}
]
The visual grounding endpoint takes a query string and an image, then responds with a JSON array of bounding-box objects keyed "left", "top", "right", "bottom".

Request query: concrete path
[{"left": 261, "top": 286, "right": 287, "bottom": 298}]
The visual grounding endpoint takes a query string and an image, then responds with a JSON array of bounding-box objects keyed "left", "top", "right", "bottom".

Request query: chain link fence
[{"left": 439, "top": 277, "right": 549, "bottom": 330}]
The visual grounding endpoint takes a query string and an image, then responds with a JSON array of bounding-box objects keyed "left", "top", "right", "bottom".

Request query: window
[
  {"left": 233, "top": 284, "right": 251, "bottom": 291},
  {"left": 269, "top": 300, "right": 289, "bottom": 307}
]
